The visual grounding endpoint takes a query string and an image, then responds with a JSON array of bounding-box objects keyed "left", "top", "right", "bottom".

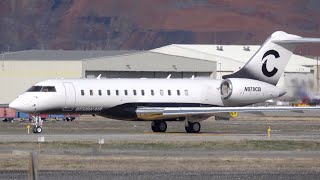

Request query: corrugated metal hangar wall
[
  {"left": 83, "top": 51, "right": 216, "bottom": 79},
  {"left": 0, "top": 60, "right": 82, "bottom": 105}
]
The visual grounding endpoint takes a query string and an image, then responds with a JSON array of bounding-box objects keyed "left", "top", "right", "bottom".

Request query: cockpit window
[
  {"left": 27, "top": 86, "right": 42, "bottom": 92},
  {"left": 42, "top": 86, "right": 56, "bottom": 92},
  {"left": 27, "top": 86, "right": 56, "bottom": 92}
]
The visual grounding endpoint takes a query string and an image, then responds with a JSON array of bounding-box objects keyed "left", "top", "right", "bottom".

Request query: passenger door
[{"left": 63, "top": 82, "right": 76, "bottom": 111}]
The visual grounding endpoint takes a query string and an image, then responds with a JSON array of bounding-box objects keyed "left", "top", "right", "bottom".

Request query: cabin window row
[{"left": 80, "top": 89, "right": 189, "bottom": 96}]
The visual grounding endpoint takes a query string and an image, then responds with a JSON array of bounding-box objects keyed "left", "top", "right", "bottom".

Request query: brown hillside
[{"left": 1, "top": 0, "right": 320, "bottom": 55}]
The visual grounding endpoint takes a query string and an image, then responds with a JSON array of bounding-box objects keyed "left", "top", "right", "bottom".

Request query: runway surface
[
  {"left": 1, "top": 132, "right": 320, "bottom": 142},
  {"left": 0, "top": 117, "right": 320, "bottom": 179},
  {"left": 1, "top": 170, "right": 319, "bottom": 180},
  {"left": 1, "top": 116, "right": 320, "bottom": 142}
]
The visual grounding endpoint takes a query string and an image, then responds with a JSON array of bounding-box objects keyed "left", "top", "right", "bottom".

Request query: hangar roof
[
  {"left": 152, "top": 45, "right": 315, "bottom": 73},
  {"left": 151, "top": 45, "right": 244, "bottom": 72},
  {"left": 0, "top": 50, "right": 139, "bottom": 61}
]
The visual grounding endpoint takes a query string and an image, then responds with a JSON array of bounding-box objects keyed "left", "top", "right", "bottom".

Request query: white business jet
[{"left": 9, "top": 31, "right": 320, "bottom": 133}]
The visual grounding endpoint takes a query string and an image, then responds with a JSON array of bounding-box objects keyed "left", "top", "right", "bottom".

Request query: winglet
[
  {"left": 167, "top": 74, "right": 172, "bottom": 79},
  {"left": 97, "top": 74, "right": 102, "bottom": 79}
]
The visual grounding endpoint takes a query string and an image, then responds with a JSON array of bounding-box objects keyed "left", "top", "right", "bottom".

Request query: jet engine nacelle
[{"left": 220, "top": 78, "right": 286, "bottom": 106}]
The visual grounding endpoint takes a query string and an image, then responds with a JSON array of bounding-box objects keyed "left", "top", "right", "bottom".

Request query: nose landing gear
[{"left": 32, "top": 115, "right": 43, "bottom": 133}]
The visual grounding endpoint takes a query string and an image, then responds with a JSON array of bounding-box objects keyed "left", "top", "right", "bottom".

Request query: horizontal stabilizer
[{"left": 272, "top": 38, "right": 320, "bottom": 44}]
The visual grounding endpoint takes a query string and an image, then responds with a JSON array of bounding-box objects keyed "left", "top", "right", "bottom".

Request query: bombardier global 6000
[{"left": 9, "top": 31, "right": 320, "bottom": 133}]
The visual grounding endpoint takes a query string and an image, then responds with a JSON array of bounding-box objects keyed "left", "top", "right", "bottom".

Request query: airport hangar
[
  {"left": 0, "top": 46, "right": 318, "bottom": 105},
  {"left": 0, "top": 50, "right": 217, "bottom": 105}
]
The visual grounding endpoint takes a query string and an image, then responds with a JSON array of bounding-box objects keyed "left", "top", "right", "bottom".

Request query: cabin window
[
  {"left": 160, "top": 90, "right": 164, "bottom": 96},
  {"left": 116, "top": 90, "right": 119, "bottom": 96},
  {"left": 141, "top": 90, "right": 145, "bottom": 96},
  {"left": 185, "top": 90, "right": 189, "bottom": 96},
  {"left": 151, "top": 90, "right": 154, "bottom": 96},
  {"left": 177, "top": 90, "right": 180, "bottom": 96},
  {"left": 107, "top": 90, "right": 111, "bottom": 96},
  {"left": 124, "top": 90, "right": 128, "bottom": 96},
  {"left": 81, "top": 90, "right": 85, "bottom": 96},
  {"left": 133, "top": 90, "right": 137, "bottom": 96},
  {"left": 90, "top": 90, "right": 93, "bottom": 96},
  {"left": 98, "top": 90, "right": 102, "bottom": 96},
  {"left": 168, "top": 90, "right": 171, "bottom": 96}
]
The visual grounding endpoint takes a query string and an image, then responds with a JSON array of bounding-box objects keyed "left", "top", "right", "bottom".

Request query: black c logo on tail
[{"left": 262, "top": 50, "right": 280, "bottom": 77}]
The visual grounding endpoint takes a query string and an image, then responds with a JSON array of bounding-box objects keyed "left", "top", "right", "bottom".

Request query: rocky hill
[{"left": 1, "top": 0, "right": 320, "bottom": 55}]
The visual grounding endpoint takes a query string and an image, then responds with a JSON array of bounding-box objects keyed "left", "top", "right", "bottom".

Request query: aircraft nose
[
  {"left": 9, "top": 99, "right": 26, "bottom": 112},
  {"left": 9, "top": 99, "right": 19, "bottom": 110}
]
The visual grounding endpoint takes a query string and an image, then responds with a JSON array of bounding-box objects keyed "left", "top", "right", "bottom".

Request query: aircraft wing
[{"left": 136, "top": 106, "right": 320, "bottom": 120}]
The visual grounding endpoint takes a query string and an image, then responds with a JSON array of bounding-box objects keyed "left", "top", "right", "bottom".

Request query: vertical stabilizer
[{"left": 223, "top": 31, "right": 303, "bottom": 85}]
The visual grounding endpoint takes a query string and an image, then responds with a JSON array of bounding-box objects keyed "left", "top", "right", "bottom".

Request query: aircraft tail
[{"left": 223, "top": 31, "right": 320, "bottom": 85}]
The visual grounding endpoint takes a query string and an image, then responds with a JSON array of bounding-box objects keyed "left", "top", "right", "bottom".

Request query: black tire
[
  {"left": 151, "top": 122, "right": 159, "bottom": 132},
  {"left": 33, "top": 126, "right": 37, "bottom": 133},
  {"left": 185, "top": 122, "right": 201, "bottom": 133},
  {"left": 157, "top": 121, "right": 167, "bottom": 132},
  {"left": 191, "top": 122, "right": 201, "bottom": 133},
  {"left": 185, "top": 125, "right": 193, "bottom": 133},
  {"left": 151, "top": 121, "right": 167, "bottom": 132},
  {"left": 36, "top": 126, "right": 42, "bottom": 133}
]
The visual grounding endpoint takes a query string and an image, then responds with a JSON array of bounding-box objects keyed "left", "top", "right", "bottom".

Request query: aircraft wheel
[
  {"left": 33, "top": 126, "right": 42, "bottom": 133},
  {"left": 185, "top": 125, "right": 192, "bottom": 133},
  {"left": 36, "top": 126, "right": 42, "bottom": 133},
  {"left": 33, "top": 126, "right": 37, "bottom": 133},
  {"left": 151, "top": 122, "right": 159, "bottom": 132},
  {"left": 157, "top": 121, "right": 167, "bottom": 132},
  {"left": 185, "top": 122, "right": 201, "bottom": 133},
  {"left": 151, "top": 121, "right": 167, "bottom": 132},
  {"left": 191, "top": 122, "right": 201, "bottom": 133}
]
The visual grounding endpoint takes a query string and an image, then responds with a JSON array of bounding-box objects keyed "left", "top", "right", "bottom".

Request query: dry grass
[
  {"left": 1, "top": 140, "right": 320, "bottom": 151},
  {"left": 0, "top": 153, "right": 319, "bottom": 172}
]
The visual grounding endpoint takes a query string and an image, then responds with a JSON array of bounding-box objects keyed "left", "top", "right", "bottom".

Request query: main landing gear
[
  {"left": 151, "top": 120, "right": 167, "bottom": 132},
  {"left": 32, "top": 115, "right": 43, "bottom": 133},
  {"left": 150, "top": 120, "right": 201, "bottom": 133},
  {"left": 185, "top": 122, "right": 201, "bottom": 133}
]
